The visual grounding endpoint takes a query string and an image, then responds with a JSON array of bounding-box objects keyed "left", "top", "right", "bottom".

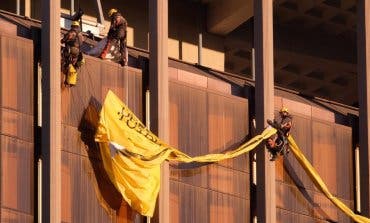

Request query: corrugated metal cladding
[
  {"left": 0, "top": 20, "right": 356, "bottom": 223},
  {"left": 168, "top": 68, "right": 249, "bottom": 223},
  {"left": 0, "top": 34, "right": 34, "bottom": 222},
  {"left": 61, "top": 55, "right": 142, "bottom": 223},
  {"left": 275, "top": 97, "right": 354, "bottom": 223}
]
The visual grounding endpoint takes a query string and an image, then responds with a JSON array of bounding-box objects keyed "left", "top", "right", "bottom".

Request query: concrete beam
[
  {"left": 226, "top": 23, "right": 357, "bottom": 64},
  {"left": 254, "top": 0, "right": 276, "bottom": 222},
  {"left": 207, "top": 0, "right": 253, "bottom": 35},
  {"left": 149, "top": 0, "right": 169, "bottom": 222},
  {"left": 41, "top": 0, "right": 61, "bottom": 222},
  {"left": 357, "top": 0, "right": 370, "bottom": 217}
]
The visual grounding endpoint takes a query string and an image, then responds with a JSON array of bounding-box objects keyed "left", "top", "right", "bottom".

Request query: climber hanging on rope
[
  {"left": 61, "top": 20, "right": 85, "bottom": 87},
  {"left": 266, "top": 107, "right": 293, "bottom": 161}
]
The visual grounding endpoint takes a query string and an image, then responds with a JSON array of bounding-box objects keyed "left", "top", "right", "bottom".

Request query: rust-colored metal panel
[
  {"left": 61, "top": 124, "right": 89, "bottom": 157},
  {"left": 276, "top": 101, "right": 355, "bottom": 222},
  {"left": 0, "top": 108, "right": 33, "bottom": 143},
  {"left": 169, "top": 82, "right": 208, "bottom": 156},
  {"left": 282, "top": 115, "right": 313, "bottom": 190},
  {"left": 0, "top": 19, "right": 17, "bottom": 36},
  {"left": 177, "top": 69, "right": 207, "bottom": 88},
  {"left": 274, "top": 96, "right": 283, "bottom": 111},
  {"left": 177, "top": 183, "right": 208, "bottom": 223},
  {"left": 312, "top": 106, "right": 335, "bottom": 123},
  {"left": 62, "top": 56, "right": 143, "bottom": 126},
  {"left": 169, "top": 181, "right": 180, "bottom": 223},
  {"left": 116, "top": 202, "right": 134, "bottom": 223},
  {"left": 276, "top": 182, "right": 313, "bottom": 217},
  {"left": 169, "top": 82, "right": 208, "bottom": 188},
  {"left": 61, "top": 57, "right": 143, "bottom": 222},
  {"left": 275, "top": 157, "right": 284, "bottom": 182},
  {"left": 61, "top": 151, "right": 118, "bottom": 223},
  {"left": 313, "top": 192, "right": 338, "bottom": 221},
  {"left": 169, "top": 77, "right": 249, "bottom": 223},
  {"left": 168, "top": 66, "right": 178, "bottom": 80},
  {"left": 126, "top": 69, "right": 142, "bottom": 119},
  {"left": 1, "top": 208, "right": 33, "bottom": 222},
  {"left": 276, "top": 208, "right": 316, "bottom": 223},
  {"left": 281, "top": 98, "right": 311, "bottom": 117},
  {"left": 1, "top": 135, "right": 34, "bottom": 215},
  {"left": 101, "top": 62, "right": 125, "bottom": 101},
  {"left": 209, "top": 190, "right": 249, "bottom": 223},
  {"left": 0, "top": 33, "right": 34, "bottom": 222},
  {"left": 208, "top": 164, "right": 249, "bottom": 199},
  {"left": 208, "top": 92, "right": 249, "bottom": 172},
  {"left": 207, "top": 78, "right": 231, "bottom": 94},
  {"left": 62, "top": 57, "right": 103, "bottom": 126},
  {"left": 312, "top": 121, "right": 337, "bottom": 195},
  {"left": 334, "top": 125, "right": 353, "bottom": 201},
  {"left": 337, "top": 199, "right": 353, "bottom": 223},
  {"left": 0, "top": 34, "right": 33, "bottom": 115}
]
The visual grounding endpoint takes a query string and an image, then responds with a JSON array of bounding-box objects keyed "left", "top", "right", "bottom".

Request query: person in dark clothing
[
  {"left": 61, "top": 21, "right": 84, "bottom": 86},
  {"left": 100, "top": 8, "right": 128, "bottom": 66},
  {"left": 266, "top": 107, "right": 293, "bottom": 161}
]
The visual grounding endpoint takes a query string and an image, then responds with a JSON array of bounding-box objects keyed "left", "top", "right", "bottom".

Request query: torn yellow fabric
[
  {"left": 95, "top": 90, "right": 277, "bottom": 216},
  {"left": 288, "top": 136, "right": 370, "bottom": 223},
  {"left": 95, "top": 90, "right": 368, "bottom": 222}
]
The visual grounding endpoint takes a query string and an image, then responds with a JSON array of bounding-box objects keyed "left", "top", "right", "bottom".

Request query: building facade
[{"left": 0, "top": 0, "right": 367, "bottom": 223}]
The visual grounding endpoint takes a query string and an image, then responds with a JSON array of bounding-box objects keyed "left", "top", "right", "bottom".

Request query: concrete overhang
[{"left": 207, "top": 0, "right": 253, "bottom": 35}]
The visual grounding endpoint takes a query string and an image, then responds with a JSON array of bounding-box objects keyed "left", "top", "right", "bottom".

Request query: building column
[
  {"left": 254, "top": 0, "right": 276, "bottom": 223},
  {"left": 41, "top": 0, "right": 61, "bottom": 222},
  {"left": 25, "top": 0, "right": 31, "bottom": 17},
  {"left": 357, "top": 0, "right": 370, "bottom": 217},
  {"left": 149, "top": 0, "right": 169, "bottom": 223}
]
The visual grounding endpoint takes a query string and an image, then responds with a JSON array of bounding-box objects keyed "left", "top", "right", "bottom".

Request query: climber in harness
[
  {"left": 266, "top": 107, "right": 293, "bottom": 161},
  {"left": 61, "top": 20, "right": 85, "bottom": 87},
  {"left": 99, "top": 8, "right": 128, "bottom": 66}
]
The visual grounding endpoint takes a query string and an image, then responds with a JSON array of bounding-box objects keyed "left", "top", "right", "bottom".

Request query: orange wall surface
[
  {"left": 0, "top": 22, "right": 356, "bottom": 222},
  {"left": 0, "top": 34, "right": 34, "bottom": 222},
  {"left": 168, "top": 67, "right": 250, "bottom": 223},
  {"left": 275, "top": 97, "right": 354, "bottom": 223},
  {"left": 60, "top": 56, "right": 142, "bottom": 223}
]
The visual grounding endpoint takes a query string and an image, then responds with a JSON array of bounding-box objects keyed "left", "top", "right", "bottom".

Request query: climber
[
  {"left": 99, "top": 8, "right": 128, "bottom": 66},
  {"left": 61, "top": 20, "right": 85, "bottom": 87},
  {"left": 266, "top": 107, "right": 293, "bottom": 161}
]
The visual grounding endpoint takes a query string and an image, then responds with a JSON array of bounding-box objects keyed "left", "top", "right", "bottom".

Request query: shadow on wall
[
  {"left": 299, "top": 93, "right": 356, "bottom": 127},
  {"left": 78, "top": 97, "right": 123, "bottom": 211},
  {"left": 283, "top": 157, "right": 333, "bottom": 222}
]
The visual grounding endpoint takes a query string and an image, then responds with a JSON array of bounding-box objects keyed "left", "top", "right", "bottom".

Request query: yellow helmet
[
  {"left": 71, "top": 21, "right": 80, "bottom": 26},
  {"left": 280, "top": 107, "right": 289, "bottom": 113},
  {"left": 108, "top": 8, "right": 118, "bottom": 18}
]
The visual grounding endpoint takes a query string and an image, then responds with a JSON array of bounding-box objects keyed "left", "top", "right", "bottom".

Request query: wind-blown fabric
[
  {"left": 95, "top": 90, "right": 370, "bottom": 222},
  {"left": 95, "top": 90, "right": 276, "bottom": 216},
  {"left": 288, "top": 136, "right": 370, "bottom": 223}
]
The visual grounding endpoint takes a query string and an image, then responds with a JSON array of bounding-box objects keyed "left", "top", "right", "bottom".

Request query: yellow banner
[
  {"left": 95, "top": 90, "right": 370, "bottom": 222},
  {"left": 95, "top": 90, "right": 276, "bottom": 216},
  {"left": 288, "top": 136, "right": 370, "bottom": 223}
]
